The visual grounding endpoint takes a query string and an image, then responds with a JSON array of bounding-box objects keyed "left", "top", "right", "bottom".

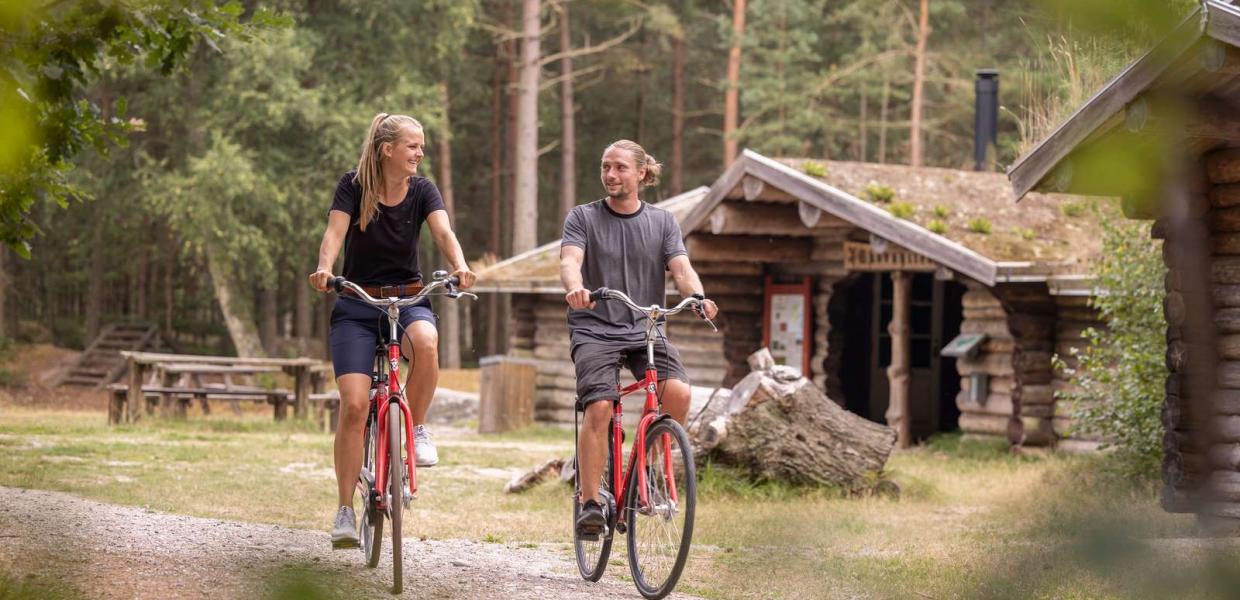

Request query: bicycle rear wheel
[
  {"left": 573, "top": 436, "right": 615, "bottom": 581},
  {"left": 626, "top": 418, "right": 696, "bottom": 600},
  {"left": 388, "top": 407, "right": 405, "bottom": 594},
  {"left": 360, "top": 413, "right": 383, "bottom": 568}
]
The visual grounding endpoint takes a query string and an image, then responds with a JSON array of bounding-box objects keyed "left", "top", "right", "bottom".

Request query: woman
[{"left": 308, "top": 113, "right": 476, "bottom": 548}]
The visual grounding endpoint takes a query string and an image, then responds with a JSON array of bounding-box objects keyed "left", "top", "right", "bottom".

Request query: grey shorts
[{"left": 572, "top": 341, "right": 690, "bottom": 410}]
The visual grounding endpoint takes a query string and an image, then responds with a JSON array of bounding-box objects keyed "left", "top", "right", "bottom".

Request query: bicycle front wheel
[
  {"left": 360, "top": 414, "right": 383, "bottom": 568},
  {"left": 625, "top": 418, "right": 696, "bottom": 600},
  {"left": 388, "top": 407, "right": 405, "bottom": 594}
]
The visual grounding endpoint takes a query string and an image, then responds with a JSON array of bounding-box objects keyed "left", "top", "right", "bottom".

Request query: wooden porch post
[{"left": 886, "top": 271, "right": 911, "bottom": 448}]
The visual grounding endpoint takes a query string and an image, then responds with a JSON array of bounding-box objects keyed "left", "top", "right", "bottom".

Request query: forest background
[{"left": 0, "top": 0, "right": 1192, "bottom": 367}]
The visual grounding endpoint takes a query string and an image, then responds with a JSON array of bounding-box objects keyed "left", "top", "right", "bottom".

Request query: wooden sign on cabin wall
[
  {"left": 842, "top": 241, "right": 936, "bottom": 272},
  {"left": 762, "top": 276, "right": 811, "bottom": 376}
]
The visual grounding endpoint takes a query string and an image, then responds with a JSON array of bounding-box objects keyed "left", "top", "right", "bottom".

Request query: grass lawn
[{"left": 2, "top": 405, "right": 1239, "bottom": 599}]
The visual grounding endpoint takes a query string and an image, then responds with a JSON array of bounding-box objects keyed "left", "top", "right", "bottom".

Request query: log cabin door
[{"left": 867, "top": 272, "right": 963, "bottom": 440}]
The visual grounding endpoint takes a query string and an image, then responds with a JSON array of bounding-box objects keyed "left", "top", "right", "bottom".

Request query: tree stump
[{"left": 696, "top": 363, "right": 897, "bottom": 488}]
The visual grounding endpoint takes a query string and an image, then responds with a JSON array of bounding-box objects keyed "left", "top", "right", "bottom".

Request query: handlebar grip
[
  {"left": 448, "top": 276, "right": 461, "bottom": 287},
  {"left": 589, "top": 287, "right": 611, "bottom": 302},
  {"left": 328, "top": 276, "right": 345, "bottom": 292}
]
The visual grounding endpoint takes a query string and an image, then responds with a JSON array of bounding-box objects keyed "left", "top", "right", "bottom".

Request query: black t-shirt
[{"left": 329, "top": 171, "right": 446, "bottom": 285}]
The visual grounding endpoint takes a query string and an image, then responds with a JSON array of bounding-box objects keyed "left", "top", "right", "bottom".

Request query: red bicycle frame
[
  {"left": 610, "top": 364, "right": 679, "bottom": 527},
  {"left": 371, "top": 341, "right": 417, "bottom": 509}
]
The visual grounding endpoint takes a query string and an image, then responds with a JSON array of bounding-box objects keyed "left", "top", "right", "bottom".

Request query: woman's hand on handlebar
[
  {"left": 452, "top": 267, "right": 478, "bottom": 289},
  {"left": 308, "top": 269, "right": 333, "bottom": 292},
  {"left": 565, "top": 287, "right": 595, "bottom": 310}
]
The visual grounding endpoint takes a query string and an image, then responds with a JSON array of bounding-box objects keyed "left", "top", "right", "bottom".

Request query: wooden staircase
[{"left": 58, "top": 323, "right": 168, "bottom": 388}]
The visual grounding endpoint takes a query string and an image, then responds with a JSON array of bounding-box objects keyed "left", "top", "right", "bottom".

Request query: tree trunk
[
  {"left": 85, "top": 222, "right": 104, "bottom": 342},
  {"left": 259, "top": 285, "right": 278, "bottom": 355},
  {"left": 879, "top": 75, "right": 890, "bottom": 164},
  {"left": 294, "top": 260, "right": 311, "bottom": 339},
  {"left": 513, "top": 0, "right": 542, "bottom": 254},
  {"left": 723, "top": 0, "right": 747, "bottom": 167},
  {"left": 670, "top": 28, "right": 685, "bottom": 195},
  {"left": 163, "top": 230, "right": 175, "bottom": 339},
  {"left": 559, "top": 3, "right": 577, "bottom": 221},
  {"left": 859, "top": 86, "right": 868, "bottom": 161},
  {"left": 696, "top": 363, "right": 897, "bottom": 487},
  {"left": 909, "top": 0, "right": 930, "bottom": 167},
  {"left": 0, "top": 245, "right": 9, "bottom": 339},
  {"left": 438, "top": 80, "right": 462, "bottom": 369},
  {"left": 204, "top": 245, "right": 266, "bottom": 358}
]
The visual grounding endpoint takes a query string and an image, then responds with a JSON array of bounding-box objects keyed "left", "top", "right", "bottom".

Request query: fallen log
[
  {"left": 695, "top": 359, "right": 897, "bottom": 489},
  {"left": 503, "top": 458, "right": 566, "bottom": 494}
]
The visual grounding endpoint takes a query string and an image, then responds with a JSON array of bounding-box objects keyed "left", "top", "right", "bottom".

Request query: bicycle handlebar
[
  {"left": 589, "top": 287, "right": 717, "bottom": 332},
  {"left": 329, "top": 271, "right": 475, "bottom": 308}
]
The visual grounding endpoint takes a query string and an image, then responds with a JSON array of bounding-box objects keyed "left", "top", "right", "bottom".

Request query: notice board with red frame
[{"left": 762, "top": 276, "right": 812, "bottom": 376}]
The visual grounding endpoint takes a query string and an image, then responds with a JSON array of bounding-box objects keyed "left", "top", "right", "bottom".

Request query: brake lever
[
  {"left": 448, "top": 291, "right": 478, "bottom": 301},
  {"left": 691, "top": 302, "right": 718, "bottom": 333}
]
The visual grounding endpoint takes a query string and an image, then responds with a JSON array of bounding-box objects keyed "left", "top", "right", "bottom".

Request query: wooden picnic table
[{"left": 118, "top": 351, "right": 333, "bottom": 424}]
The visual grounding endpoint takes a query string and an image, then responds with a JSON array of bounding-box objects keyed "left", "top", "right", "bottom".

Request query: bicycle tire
[
  {"left": 360, "top": 414, "right": 383, "bottom": 568},
  {"left": 573, "top": 436, "right": 615, "bottom": 581},
  {"left": 625, "top": 418, "right": 696, "bottom": 600},
  {"left": 388, "top": 407, "right": 404, "bottom": 594}
]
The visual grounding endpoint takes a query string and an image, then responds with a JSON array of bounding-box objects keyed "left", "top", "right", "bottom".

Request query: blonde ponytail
[{"left": 353, "top": 112, "right": 422, "bottom": 231}]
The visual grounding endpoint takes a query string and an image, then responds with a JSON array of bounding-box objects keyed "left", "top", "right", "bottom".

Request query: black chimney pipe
[{"left": 974, "top": 69, "right": 999, "bottom": 171}]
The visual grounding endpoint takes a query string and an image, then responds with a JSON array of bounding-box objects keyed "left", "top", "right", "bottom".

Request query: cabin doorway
[{"left": 831, "top": 272, "right": 965, "bottom": 441}]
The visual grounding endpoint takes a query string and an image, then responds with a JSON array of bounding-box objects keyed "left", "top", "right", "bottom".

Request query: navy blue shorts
[{"left": 329, "top": 296, "right": 437, "bottom": 377}]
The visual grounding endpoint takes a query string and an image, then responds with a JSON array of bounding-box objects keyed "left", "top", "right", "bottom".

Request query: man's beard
[{"left": 605, "top": 185, "right": 627, "bottom": 199}]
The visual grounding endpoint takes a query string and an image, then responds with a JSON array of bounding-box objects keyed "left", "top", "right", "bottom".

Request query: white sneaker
[{"left": 414, "top": 424, "right": 439, "bottom": 467}]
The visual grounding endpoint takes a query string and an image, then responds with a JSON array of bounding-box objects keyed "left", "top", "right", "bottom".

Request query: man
[{"left": 560, "top": 139, "right": 719, "bottom": 537}]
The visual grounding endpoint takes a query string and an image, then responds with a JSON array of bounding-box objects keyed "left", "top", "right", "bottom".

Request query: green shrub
[
  {"left": 927, "top": 219, "right": 948, "bottom": 234},
  {"left": 933, "top": 205, "right": 950, "bottom": 219},
  {"left": 863, "top": 183, "right": 896, "bottom": 203},
  {"left": 1015, "top": 227, "right": 1037, "bottom": 241},
  {"left": 1054, "top": 220, "right": 1166, "bottom": 479},
  {"left": 802, "top": 161, "right": 826, "bottom": 177},
  {"left": 888, "top": 201, "right": 915, "bottom": 219},
  {"left": 967, "top": 218, "right": 992, "bottom": 234},
  {"left": 1062, "top": 201, "right": 1088, "bottom": 217}
]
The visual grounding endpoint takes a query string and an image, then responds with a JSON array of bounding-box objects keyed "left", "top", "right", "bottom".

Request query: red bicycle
[
  {"left": 573, "top": 287, "right": 716, "bottom": 600},
  {"left": 329, "top": 271, "right": 474, "bottom": 594}
]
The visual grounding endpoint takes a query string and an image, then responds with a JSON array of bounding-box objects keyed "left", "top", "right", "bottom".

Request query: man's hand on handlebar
[
  {"left": 308, "top": 269, "right": 333, "bottom": 292},
  {"left": 695, "top": 298, "right": 719, "bottom": 321},
  {"left": 565, "top": 287, "right": 595, "bottom": 310}
]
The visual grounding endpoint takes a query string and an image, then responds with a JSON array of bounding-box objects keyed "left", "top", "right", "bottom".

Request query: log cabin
[
  {"left": 480, "top": 150, "right": 1115, "bottom": 452},
  {"left": 1007, "top": 0, "right": 1240, "bottom": 522}
]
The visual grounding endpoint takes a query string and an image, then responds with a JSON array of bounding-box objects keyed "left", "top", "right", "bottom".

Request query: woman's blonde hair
[
  {"left": 354, "top": 113, "right": 423, "bottom": 231},
  {"left": 605, "top": 139, "right": 662, "bottom": 188}
]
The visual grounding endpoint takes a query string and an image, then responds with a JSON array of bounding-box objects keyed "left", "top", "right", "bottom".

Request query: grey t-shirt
[{"left": 561, "top": 199, "right": 688, "bottom": 349}]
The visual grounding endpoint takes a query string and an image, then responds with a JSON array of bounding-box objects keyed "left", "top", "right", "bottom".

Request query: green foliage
[
  {"left": 888, "top": 201, "right": 914, "bottom": 219},
  {"left": 1015, "top": 226, "right": 1037, "bottom": 241},
  {"left": 1055, "top": 220, "right": 1166, "bottom": 479},
  {"left": 967, "top": 217, "right": 992, "bottom": 234},
  {"left": 802, "top": 161, "right": 827, "bottom": 177},
  {"left": 932, "top": 205, "right": 950, "bottom": 219},
  {"left": 0, "top": 0, "right": 282, "bottom": 256},
  {"left": 1062, "top": 201, "right": 1088, "bottom": 217},
  {"left": 927, "top": 219, "right": 948, "bottom": 234},
  {"left": 863, "top": 183, "right": 896, "bottom": 203}
]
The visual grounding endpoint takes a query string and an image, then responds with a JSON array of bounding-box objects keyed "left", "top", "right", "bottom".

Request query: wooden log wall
[
  {"left": 1052, "top": 295, "right": 1106, "bottom": 452},
  {"left": 506, "top": 293, "right": 728, "bottom": 425},
  {"left": 992, "top": 282, "right": 1058, "bottom": 447},
  {"left": 955, "top": 283, "right": 1018, "bottom": 439}
]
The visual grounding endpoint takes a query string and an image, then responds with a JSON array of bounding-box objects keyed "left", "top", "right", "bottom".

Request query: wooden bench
[
  {"left": 107, "top": 384, "right": 342, "bottom": 431},
  {"left": 116, "top": 351, "right": 334, "bottom": 425}
]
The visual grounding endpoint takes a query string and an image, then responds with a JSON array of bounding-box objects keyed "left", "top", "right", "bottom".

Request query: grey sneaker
[
  {"left": 414, "top": 425, "right": 439, "bottom": 467},
  {"left": 330, "top": 506, "right": 359, "bottom": 549}
]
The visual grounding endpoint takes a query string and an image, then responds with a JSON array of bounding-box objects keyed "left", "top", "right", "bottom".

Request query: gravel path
[{"left": 0, "top": 486, "right": 701, "bottom": 599}]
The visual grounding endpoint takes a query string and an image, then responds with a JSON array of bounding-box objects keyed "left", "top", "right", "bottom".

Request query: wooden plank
[
  {"left": 887, "top": 272, "right": 911, "bottom": 449},
  {"left": 1007, "top": 5, "right": 1206, "bottom": 199},
  {"left": 686, "top": 235, "right": 812, "bottom": 263},
  {"left": 706, "top": 201, "right": 848, "bottom": 236}
]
